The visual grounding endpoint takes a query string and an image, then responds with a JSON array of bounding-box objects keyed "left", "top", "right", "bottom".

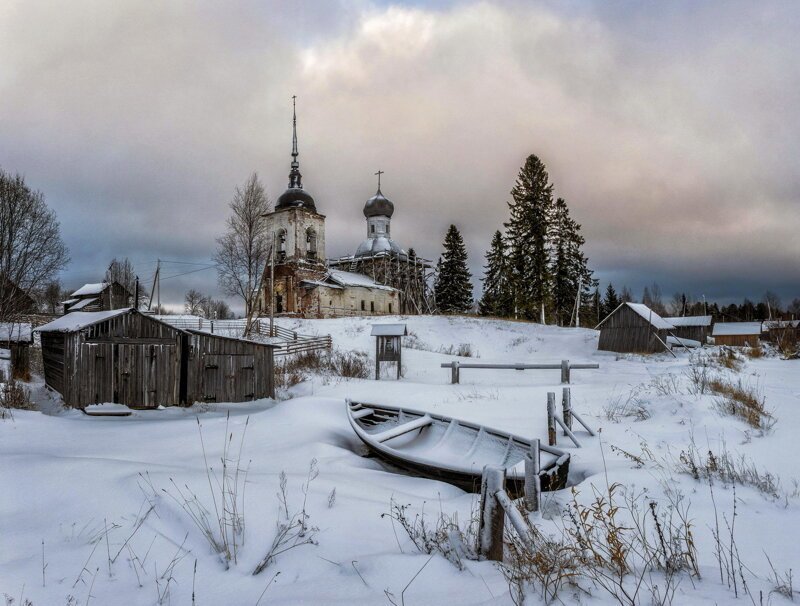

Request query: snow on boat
[
  {"left": 83, "top": 403, "right": 133, "bottom": 417},
  {"left": 347, "top": 400, "right": 570, "bottom": 495}
]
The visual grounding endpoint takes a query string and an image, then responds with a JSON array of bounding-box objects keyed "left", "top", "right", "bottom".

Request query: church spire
[
  {"left": 374, "top": 169, "right": 384, "bottom": 193},
  {"left": 288, "top": 95, "right": 302, "bottom": 189}
]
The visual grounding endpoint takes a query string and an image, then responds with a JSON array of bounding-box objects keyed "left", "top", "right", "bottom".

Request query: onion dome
[
  {"left": 363, "top": 188, "right": 394, "bottom": 218},
  {"left": 355, "top": 236, "right": 404, "bottom": 258},
  {"left": 275, "top": 96, "right": 317, "bottom": 212}
]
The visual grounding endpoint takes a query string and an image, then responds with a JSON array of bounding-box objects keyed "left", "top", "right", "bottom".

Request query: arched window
[
  {"left": 306, "top": 227, "right": 317, "bottom": 260},
  {"left": 277, "top": 229, "right": 287, "bottom": 262}
]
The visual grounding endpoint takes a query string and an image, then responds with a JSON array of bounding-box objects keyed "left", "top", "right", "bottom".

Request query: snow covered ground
[{"left": 1, "top": 316, "right": 798, "bottom": 605}]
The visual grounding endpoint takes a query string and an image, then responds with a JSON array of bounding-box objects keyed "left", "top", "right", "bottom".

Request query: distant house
[
  {"left": 596, "top": 303, "right": 674, "bottom": 354},
  {"left": 63, "top": 281, "right": 132, "bottom": 313},
  {"left": 0, "top": 274, "right": 37, "bottom": 316},
  {"left": 36, "top": 308, "right": 277, "bottom": 409},
  {"left": 711, "top": 322, "right": 762, "bottom": 347},
  {"left": 298, "top": 269, "right": 400, "bottom": 318},
  {"left": 760, "top": 320, "right": 799, "bottom": 344},
  {"left": 663, "top": 315, "right": 713, "bottom": 343}
]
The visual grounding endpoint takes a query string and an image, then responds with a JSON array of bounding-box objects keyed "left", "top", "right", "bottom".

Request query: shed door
[
  {"left": 117, "top": 343, "right": 176, "bottom": 408},
  {"left": 202, "top": 354, "right": 255, "bottom": 403}
]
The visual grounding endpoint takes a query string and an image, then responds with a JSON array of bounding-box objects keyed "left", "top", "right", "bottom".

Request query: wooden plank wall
[
  {"left": 186, "top": 332, "right": 275, "bottom": 404},
  {"left": 672, "top": 326, "right": 709, "bottom": 343},
  {"left": 598, "top": 305, "right": 667, "bottom": 354},
  {"left": 40, "top": 333, "right": 66, "bottom": 394},
  {"left": 714, "top": 334, "right": 760, "bottom": 347}
]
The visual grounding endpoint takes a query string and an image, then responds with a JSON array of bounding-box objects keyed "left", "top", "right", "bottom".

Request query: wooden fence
[{"left": 440, "top": 359, "right": 600, "bottom": 384}]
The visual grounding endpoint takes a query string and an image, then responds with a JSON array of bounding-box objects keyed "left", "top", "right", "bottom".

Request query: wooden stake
[
  {"left": 478, "top": 466, "right": 505, "bottom": 561},
  {"left": 524, "top": 440, "right": 541, "bottom": 512},
  {"left": 561, "top": 387, "right": 572, "bottom": 435},
  {"left": 560, "top": 359, "right": 570, "bottom": 384},
  {"left": 451, "top": 361, "right": 460, "bottom": 384},
  {"left": 554, "top": 415, "right": 581, "bottom": 447},
  {"left": 547, "top": 392, "right": 557, "bottom": 446},
  {"left": 570, "top": 409, "right": 596, "bottom": 437}
]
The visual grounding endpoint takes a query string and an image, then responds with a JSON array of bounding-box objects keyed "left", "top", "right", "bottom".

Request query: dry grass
[
  {"left": 1, "top": 379, "right": 35, "bottom": 416},
  {"left": 602, "top": 388, "right": 650, "bottom": 422},
  {"left": 713, "top": 348, "right": 744, "bottom": 371},
  {"left": 275, "top": 350, "right": 370, "bottom": 390},
  {"left": 708, "top": 377, "right": 775, "bottom": 431},
  {"left": 743, "top": 344, "right": 764, "bottom": 359}
]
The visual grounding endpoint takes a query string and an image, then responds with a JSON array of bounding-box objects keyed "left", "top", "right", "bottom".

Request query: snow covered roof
[
  {"left": 762, "top": 319, "right": 800, "bottom": 329},
  {"left": 663, "top": 315, "right": 713, "bottom": 327},
  {"left": 62, "top": 298, "right": 79, "bottom": 306},
  {"left": 597, "top": 302, "right": 674, "bottom": 330},
  {"left": 712, "top": 322, "right": 763, "bottom": 336},
  {"left": 371, "top": 324, "right": 407, "bottom": 337},
  {"left": 70, "top": 282, "right": 107, "bottom": 297},
  {"left": 355, "top": 236, "right": 405, "bottom": 258},
  {"left": 0, "top": 322, "right": 33, "bottom": 343},
  {"left": 327, "top": 270, "right": 397, "bottom": 292},
  {"left": 300, "top": 279, "right": 343, "bottom": 290},
  {"left": 36, "top": 308, "right": 131, "bottom": 333},
  {"left": 69, "top": 297, "right": 98, "bottom": 311}
]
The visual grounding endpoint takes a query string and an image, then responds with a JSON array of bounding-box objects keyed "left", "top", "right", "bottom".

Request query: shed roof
[
  {"left": 663, "top": 315, "right": 713, "bottom": 327},
  {"left": 0, "top": 322, "right": 33, "bottom": 343},
  {"left": 712, "top": 322, "right": 762, "bottom": 336},
  {"left": 371, "top": 324, "right": 408, "bottom": 336},
  {"left": 596, "top": 302, "right": 675, "bottom": 330},
  {"left": 36, "top": 308, "right": 131, "bottom": 333},
  {"left": 70, "top": 282, "right": 108, "bottom": 297},
  {"left": 763, "top": 319, "right": 800, "bottom": 329},
  {"left": 185, "top": 328, "right": 280, "bottom": 347},
  {"left": 69, "top": 297, "right": 98, "bottom": 311}
]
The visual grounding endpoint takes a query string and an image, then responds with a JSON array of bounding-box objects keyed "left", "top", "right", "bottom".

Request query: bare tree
[
  {"left": 105, "top": 257, "right": 148, "bottom": 307},
  {"left": 789, "top": 298, "right": 800, "bottom": 317},
  {"left": 40, "top": 279, "right": 64, "bottom": 314},
  {"left": 184, "top": 288, "right": 208, "bottom": 315},
  {"left": 200, "top": 298, "right": 233, "bottom": 320},
  {"left": 213, "top": 173, "right": 271, "bottom": 329},
  {"left": 0, "top": 169, "right": 69, "bottom": 321},
  {"left": 762, "top": 291, "right": 782, "bottom": 318}
]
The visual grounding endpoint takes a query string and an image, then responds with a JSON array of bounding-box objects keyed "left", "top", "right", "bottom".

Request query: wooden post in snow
[
  {"left": 524, "top": 439, "right": 541, "bottom": 513},
  {"left": 561, "top": 387, "right": 572, "bottom": 435},
  {"left": 547, "top": 392, "right": 557, "bottom": 446},
  {"left": 478, "top": 466, "right": 505, "bottom": 561},
  {"left": 560, "top": 359, "right": 570, "bottom": 384},
  {"left": 451, "top": 361, "right": 460, "bottom": 384}
]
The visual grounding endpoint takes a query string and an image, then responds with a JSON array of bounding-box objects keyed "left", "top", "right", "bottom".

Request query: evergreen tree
[
  {"left": 434, "top": 224, "right": 473, "bottom": 313},
  {"left": 478, "top": 230, "right": 513, "bottom": 317},
  {"left": 505, "top": 155, "right": 554, "bottom": 321},
  {"left": 550, "top": 197, "right": 595, "bottom": 326},
  {"left": 591, "top": 287, "right": 602, "bottom": 326},
  {"left": 602, "top": 283, "right": 620, "bottom": 319}
]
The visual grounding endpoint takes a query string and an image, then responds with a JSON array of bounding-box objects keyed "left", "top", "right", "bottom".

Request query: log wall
[{"left": 598, "top": 305, "right": 668, "bottom": 354}]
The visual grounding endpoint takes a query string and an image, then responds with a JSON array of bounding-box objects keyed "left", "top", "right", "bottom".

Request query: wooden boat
[{"left": 347, "top": 400, "right": 570, "bottom": 495}]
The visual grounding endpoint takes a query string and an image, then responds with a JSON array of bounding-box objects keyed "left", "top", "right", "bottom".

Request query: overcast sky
[{"left": 1, "top": 0, "right": 798, "bottom": 312}]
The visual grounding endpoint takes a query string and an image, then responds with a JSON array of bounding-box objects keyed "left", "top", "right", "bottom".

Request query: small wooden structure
[
  {"left": 63, "top": 281, "right": 132, "bottom": 313},
  {"left": 0, "top": 322, "right": 33, "bottom": 380},
  {"left": 712, "top": 322, "right": 762, "bottom": 347},
  {"left": 663, "top": 315, "right": 712, "bottom": 343},
  {"left": 37, "top": 308, "right": 276, "bottom": 409},
  {"left": 371, "top": 323, "right": 406, "bottom": 380},
  {"left": 762, "top": 320, "right": 800, "bottom": 344},
  {"left": 596, "top": 302, "right": 674, "bottom": 354}
]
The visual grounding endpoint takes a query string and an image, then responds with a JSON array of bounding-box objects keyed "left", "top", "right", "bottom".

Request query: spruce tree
[
  {"left": 505, "top": 154, "right": 554, "bottom": 321},
  {"left": 602, "top": 283, "right": 620, "bottom": 318},
  {"left": 550, "top": 197, "right": 595, "bottom": 326},
  {"left": 478, "top": 230, "right": 513, "bottom": 317},
  {"left": 434, "top": 224, "right": 473, "bottom": 314}
]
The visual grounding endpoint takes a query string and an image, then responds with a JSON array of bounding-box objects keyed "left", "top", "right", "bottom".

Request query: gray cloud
[{"left": 1, "top": 1, "right": 798, "bottom": 311}]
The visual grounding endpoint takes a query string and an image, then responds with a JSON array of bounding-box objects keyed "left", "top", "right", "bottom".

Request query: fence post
[
  {"left": 560, "top": 359, "right": 570, "bottom": 384},
  {"left": 524, "top": 439, "right": 541, "bottom": 513},
  {"left": 547, "top": 392, "right": 557, "bottom": 446},
  {"left": 561, "top": 387, "right": 572, "bottom": 435},
  {"left": 210, "top": 320, "right": 214, "bottom": 334},
  {"left": 451, "top": 361, "right": 460, "bottom": 384},
  {"left": 478, "top": 466, "right": 505, "bottom": 561}
]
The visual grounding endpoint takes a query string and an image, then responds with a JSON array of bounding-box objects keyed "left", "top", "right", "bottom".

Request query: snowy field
[{"left": 1, "top": 315, "right": 799, "bottom": 605}]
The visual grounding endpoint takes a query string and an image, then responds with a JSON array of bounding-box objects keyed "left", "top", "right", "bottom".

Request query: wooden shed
[
  {"left": 37, "top": 308, "right": 277, "bottom": 409},
  {"left": 596, "top": 303, "right": 674, "bottom": 354},
  {"left": 185, "top": 330, "right": 276, "bottom": 403},
  {"left": 711, "top": 322, "right": 762, "bottom": 347},
  {"left": 0, "top": 322, "right": 33, "bottom": 380},
  {"left": 63, "top": 281, "right": 132, "bottom": 313},
  {"left": 762, "top": 320, "right": 800, "bottom": 344},
  {"left": 663, "top": 315, "right": 712, "bottom": 343}
]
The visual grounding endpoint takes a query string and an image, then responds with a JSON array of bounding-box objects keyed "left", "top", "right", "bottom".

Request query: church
[{"left": 258, "top": 101, "right": 432, "bottom": 318}]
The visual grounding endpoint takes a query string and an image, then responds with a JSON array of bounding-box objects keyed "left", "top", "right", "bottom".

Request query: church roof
[
  {"left": 363, "top": 188, "right": 394, "bottom": 218},
  {"left": 355, "top": 236, "right": 405, "bottom": 258}
]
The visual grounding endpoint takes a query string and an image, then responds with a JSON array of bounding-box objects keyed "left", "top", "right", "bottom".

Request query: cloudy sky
[{"left": 1, "top": 0, "right": 798, "bottom": 312}]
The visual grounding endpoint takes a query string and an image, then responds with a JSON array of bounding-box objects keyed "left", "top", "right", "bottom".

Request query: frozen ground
[{"left": 1, "top": 315, "right": 799, "bottom": 605}]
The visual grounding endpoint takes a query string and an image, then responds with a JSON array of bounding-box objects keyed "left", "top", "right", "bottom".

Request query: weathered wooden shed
[
  {"left": 762, "top": 320, "right": 800, "bottom": 344},
  {"left": 596, "top": 303, "right": 674, "bottom": 354},
  {"left": 37, "top": 309, "right": 184, "bottom": 408},
  {"left": 371, "top": 323, "right": 407, "bottom": 379},
  {"left": 185, "top": 330, "right": 276, "bottom": 403},
  {"left": 663, "top": 315, "right": 713, "bottom": 343},
  {"left": 0, "top": 322, "right": 33, "bottom": 380},
  {"left": 712, "top": 322, "right": 762, "bottom": 347},
  {"left": 36, "top": 309, "right": 277, "bottom": 409},
  {"left": 63, "top": 281, "right": 132, "bottom": 313}
]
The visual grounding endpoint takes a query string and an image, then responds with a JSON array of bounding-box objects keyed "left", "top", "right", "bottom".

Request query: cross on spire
[
  {"left": 288, "top": 95, "right": 303, "bottom": 189},
  {"left": 375, "top": 169, "right": 384, "bottom": 192}
]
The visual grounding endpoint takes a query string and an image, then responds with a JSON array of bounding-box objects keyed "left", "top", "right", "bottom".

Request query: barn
[
  {"left": 711, "top": 322, "right": 762, "bottom": 347},
  {"left": 596, "top": 302, "right": 675, "bottom": 354},
  {"left": 0, "top": 322, "right": 33, "bottom": 380},
  {"left": 663, "top": 315, "right": 713, "bottom": 343},
  {"left": 63, "top": 281, "right": 132, "bottom": 313},
  {"left": 37, "top": 309, "right": 276, "bottom": 409}
]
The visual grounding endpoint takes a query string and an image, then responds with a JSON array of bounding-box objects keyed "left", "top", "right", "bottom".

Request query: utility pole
[
  {"left": 270, "top": 232, "right": 275, "bottom": 337},
  {"left": 157, "top": 258, "right": 161, "bottom": 313}
]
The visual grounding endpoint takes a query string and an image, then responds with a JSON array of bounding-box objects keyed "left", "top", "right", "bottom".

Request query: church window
[
  {"left": 370, "top": 301, "right": 375, "bottom": 312},
  {"left": 360, "top": 300, "right": 365, "bottom": 311},
  {"left": 370, "top": 224, "right": 375, "bottom": 234},
  {"left": 388, "top": 303, "right": 392, "bottom": 313},
  {"left": 306, "top": 227, "right": 317, "bottom": 260},
  {"left": 277, "top": 229, "right": 287, "bottom": 261}
]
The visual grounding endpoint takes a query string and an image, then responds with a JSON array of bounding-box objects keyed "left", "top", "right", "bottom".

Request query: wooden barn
[
  {"left": 663, "top": 315, "right": 713, "bottom": 343},
  {"left": 596, "top": 302, "right": 675, "bottom": 354},
  {"left": 711, "top": 322, "right": 762, "bottom": 347},
  {"left": 761, "top": 320, "right": 799, "bottom": 345},
  {"left": 37, "top": 309, "right": 276, "bottom": 409},
  {"left": 63, "top": 281, "right": 132, "bottom": 313}
]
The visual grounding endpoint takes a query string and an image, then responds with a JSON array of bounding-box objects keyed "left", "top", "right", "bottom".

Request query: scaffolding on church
[{"left": 329, "top": 250, "right": 434, "bottom": 315}]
